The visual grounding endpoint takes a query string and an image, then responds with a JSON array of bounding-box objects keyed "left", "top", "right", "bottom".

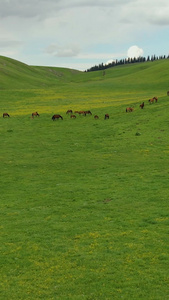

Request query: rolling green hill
[
  {"left": 0, "top": 56, "right": 82, "bottom": 89},
  {"left": 0, "top": 55, "right": 169, "bottom": 94},
  {"left": 1, "top": 55, "right": 169, "bottom": 116},
  {"left": 1, "top": 55, "right": 169, "bottom": 299}
]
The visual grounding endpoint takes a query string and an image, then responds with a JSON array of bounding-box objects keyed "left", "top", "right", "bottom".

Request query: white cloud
[
  {"left": 105, "top": 59, "right": 116, "bottom": 65},
  {"left": 127, "top": 46, "right": 144, "bottom": 59},
  {"left": 0, "top": 0, "right": 133, "bottom": 19},
  {"left": 45, "top": 44, "right": 81, "bottom": 57},
  {"left": 0, "top": 40, "right": 23, "bottom": 48}
]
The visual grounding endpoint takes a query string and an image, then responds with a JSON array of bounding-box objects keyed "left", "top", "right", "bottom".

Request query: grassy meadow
[{"left": 0, "top": 56, "right": 169, "bottom": 299}]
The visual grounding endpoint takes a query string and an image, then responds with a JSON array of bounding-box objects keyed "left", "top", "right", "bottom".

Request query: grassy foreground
[{"left": 0, "top": 57, "right": 169, "bottom": 299}]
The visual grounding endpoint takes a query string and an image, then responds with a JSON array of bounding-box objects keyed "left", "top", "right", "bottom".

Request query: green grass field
[{"left": 0, "top": 56, "right": 169, "bottom": 299}]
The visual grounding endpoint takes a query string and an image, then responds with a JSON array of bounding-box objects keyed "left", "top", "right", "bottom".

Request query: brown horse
[
  {"left": 52, "top": 114, "right": 63, "bottom": 120},
  {"left": 32, "top": 112, "right": 40, "bottom": 117},
  {"left": 78, "top": 111, "right": 86, "bottom": 116},
  {"left": 167, "top": 91, "right": 169, "bottom": 96},
  {"left": 126, "top": 107, "right": 133, "bottom": 112},
  {"left": 85, "top": 110, "right": 92, "bottom": 115},
  {"left": 140, "top": 102, "right": 144, "bottom": 109},
  {"left": 66, "top": 109, "right": 73, "bottom": 114},
  {"left": 3, "top": 113, "right": 10, "bottom": 118},
  {"left": 74, "top": 111, "right": 86, "bottom": 115},
  {"left": 148, "top": 98, "right": 155, "bottom": 104},
  {"left": 104, "top": 114, "right": 109, "bottom": 119},
  {"left": 70, "top": 114, "right": 76, "bottom": 119},
  {"left": 94, "top": 115, "right": 99, "bottom": 119}
]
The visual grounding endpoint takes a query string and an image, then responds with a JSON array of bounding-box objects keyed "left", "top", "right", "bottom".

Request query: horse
[
  {"left": 104, "top": 114, "right": 109, "bottom": 119},
  {"left": 52, "top": 114, "right": 63, "bottom": 120},
  {"left": 140, "top": 102, "right": 144, "bottom": 109},
  {"left": 3, "top": 113, "right": 10, "bottom": 118},
  {"left": 153, "top": 97, "right": 158, "bottom": 102},
  {"left": 85, "top": 110, "right": 92, "bottom": 115},
  {"left": 66, "top": 109, "right": 73, "bottom": 114},
  {"left": 94, "top": 115, "right": 99, "bottom": 119},
  {"left": 148, "top": 98, "right": 155, "bottom": 104},
  {"left": 70, "top": 114, "right": 76, "bottom": 119},
  {"left": 167, "top": 91, "right": 169, "bottom": 96},
  {"left": 74, "top": 110, "right": 85, "bottom": 115},
  {"left": 78, "top": 111, "right": 86, "bottom": 116},
  {"left": 32, "top": 112, "right": 39, "bottom": 117},
  {"left": 126, "top": 107, "right": 133, "bottom": 112}
]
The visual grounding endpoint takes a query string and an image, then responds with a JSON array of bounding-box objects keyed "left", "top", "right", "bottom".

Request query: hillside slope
[
  {"left": 0, "top": 56, "right": 81, "bottom": 89},
  {"left": 0, "top": 56, "right": 169, "bottom": 96}
]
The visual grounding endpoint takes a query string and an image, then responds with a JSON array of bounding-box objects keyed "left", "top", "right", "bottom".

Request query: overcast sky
[{"left": 0, "top": 0, "right": 169, "bottom": 71}]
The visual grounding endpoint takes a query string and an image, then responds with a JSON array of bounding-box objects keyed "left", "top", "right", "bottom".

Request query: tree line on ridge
[{"left": 85, "top": 54, "right": 169, "bottom": 73}]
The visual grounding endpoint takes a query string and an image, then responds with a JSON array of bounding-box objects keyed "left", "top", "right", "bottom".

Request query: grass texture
[{"left": 0, "top": 56, "right": 169, "bottom": 299}]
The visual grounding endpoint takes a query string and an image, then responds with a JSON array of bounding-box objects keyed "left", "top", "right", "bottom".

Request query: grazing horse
[
  {"left": 94, "top": 115, "right": 99, "bottom": 119},
  {"left": 167, "top": 91, "right": 169, "bottom": 96},
  {"left": 66, "top": 109, "right": 73, "bottom": 114},
  {"left": 74, "top": 110, "right": 86, "bottom": 115},
  {"left": 85, "top": 110, "right": 92, "bottom": 115},
  {"left": 52, "top": 114, "right": 63, "bottom": 120},
  {"left": 104, "top": 114, "right": 109, "bottom": 119},
  {"left": 78, "top": 111, "right": 86, "bottom": 116},
  {"left": 148, "top": 98, "right": 155, "bottom": 104},
  {"left": 140, "top": 102, "right": 144, "bottom": 109},
  {"left": 3, "top": 113, "right": 10, "bottom": 118},
  {"left": 126, "top": 107, "right": 133, "bottom": 112},
  {"left": 70, "top": 114, "right": 76, "bottom": 119},
  {"left": 32, "top": 112, "right": 40, "bottom": 117}
]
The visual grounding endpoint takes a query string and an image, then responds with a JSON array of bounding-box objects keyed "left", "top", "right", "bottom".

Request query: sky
[{"left": 0, "top": 0, "right": 169, "bottom": 71}]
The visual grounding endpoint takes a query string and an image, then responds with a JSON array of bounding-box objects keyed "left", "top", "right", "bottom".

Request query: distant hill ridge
[
  {"left": 0, "top": 55, "right": 169, "bottom": 92},
  {"left": 0, "top": 56, "right": 81, "bottom": 89}
]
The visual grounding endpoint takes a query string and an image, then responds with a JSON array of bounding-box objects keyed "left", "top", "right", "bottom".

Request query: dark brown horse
[
  {"left": 126, "top": 107, "right": 133, "bottom": 112},
  {"left": 52, "top": 114, "right": 63, "bottom": 120},
  {"left": 94, "top": 115, "right": 99, "bottom": 119},
  {"left": 3, "top": 113, "right": 10, "bottom": 118},
  {"left": 66, "top": 109, "right": 73, "bottom": 114},
  {"left": 85, "top": 110, "right": 92, "bottom": 115},
  {"left": 32, "top": 112, "right": 40, "bottom": 117},
  {"left": 140, "top": 102, "right": 144, "bottom": 109},
  {"left": 167, "top": 91, "right": 169, "bottom": 96},
  {"left": 104, "top": 113, "right": 109, "bottom": 119},
  {"left": 70, "top": 114, "right": 76, "bottom": 119}
]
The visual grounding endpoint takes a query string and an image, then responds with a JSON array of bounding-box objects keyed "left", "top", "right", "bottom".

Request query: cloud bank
[{"left": 0, "top": 0, "right": 169, "bottom": 70}]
